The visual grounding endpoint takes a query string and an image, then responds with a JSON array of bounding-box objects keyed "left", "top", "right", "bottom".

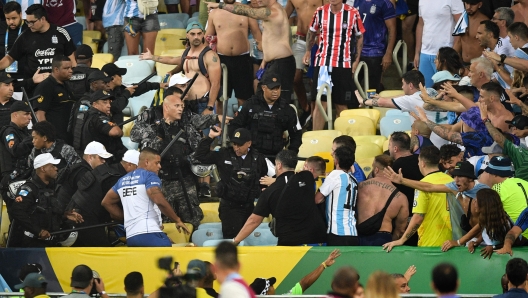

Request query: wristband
[
  {"left": 457, "top": 239, "right": 460, "bottom": 246},
  {"left": 321, "top": 262, "right": 327, "bottom": 269},
  {"left": 99, "top": 291, "right": 106, "bottom": 295}
]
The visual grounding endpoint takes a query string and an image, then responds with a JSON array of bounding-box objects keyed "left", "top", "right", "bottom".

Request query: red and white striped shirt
[{"left": 309, "top": 4, "right": 365, "bottom": 68}]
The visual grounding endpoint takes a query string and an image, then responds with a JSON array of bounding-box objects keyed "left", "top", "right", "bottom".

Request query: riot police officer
[
  {"left": 67, "top": 45, "right": 98, "bottom": 101},
  {"left": 7, "top": 153, "right": 62, "bottom": 247},
  {"left": 228, "top": 71, "right": 302, "bottom": 158},
  {"left": 130, "top": 91, "right": 225, "bottom": 229},
  {"left": 0, "top": 101, "right": 33, "bottom": 211},
  {"left": 195, "top": 127, "right": 268, "bottom": 238},
  {"left": 74, "top": 90, "right": 127, "bottom": 161}
]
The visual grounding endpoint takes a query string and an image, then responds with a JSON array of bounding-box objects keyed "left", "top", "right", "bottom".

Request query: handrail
[
  {"left": 220, "top": 63, "right": 228, "bottom": 148},
  {"left": 315, "top": 83, "right": 333, "bottom": 130},
  {"left": 393, "top": 40, "right": 408, "bottom": 77},
  {"left": 353, "top": 61, "right": 368, "bottom": 100}
]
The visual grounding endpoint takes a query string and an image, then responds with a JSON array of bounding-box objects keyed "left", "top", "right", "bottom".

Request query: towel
[
  {"left": 317, "top": 66, "right": 333, "bottom": 96},
  {"left": 452, "top": 11, "right": 468, "bottom": 36}
]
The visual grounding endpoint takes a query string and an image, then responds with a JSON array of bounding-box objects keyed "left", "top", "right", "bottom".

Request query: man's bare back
[
  {"left": 513, "top": 0, "right": 528, "bottom": 25},
  {"left": 206, "top": 10, "right": 251, "bottom": 56},
  {"left": 357, "top": 177, "right": 409, "bottom": 238},
  {"left": 457, "top": 12, "right": 488, "bottom": 63},
  {"left": 287, "top": 0, "right": 325, "bottom": 36},
  {"left": 261, "top": 2, "right": 294, "bottom": 61}
]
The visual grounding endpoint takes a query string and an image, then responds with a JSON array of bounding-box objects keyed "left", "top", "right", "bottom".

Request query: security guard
[
  {"left": 75, "top": 90, "right": 127, "bottom": 161},
  {"left": 130, "top": 91, "right": 223, "bottom": 229},
  {"left": 228, "top": 70, "right": 302, "bottom": 157},
  {"left": 67, "top": 44, "right": 99, "bottom": 101},
  {"left": 195, "top": 127, "right": 268, "bottom": 239},
  {"left": 0, "top": 101, "right": 33, "bottom": 211},
  {"left": 7, "top": 153, "right": 62, "bottom": 247},
  {"left": 0, "top": 72, "right": 17, "bottom": 128},
  {"left": 68, "top": 150, "right": 139, "bottom": 247}
]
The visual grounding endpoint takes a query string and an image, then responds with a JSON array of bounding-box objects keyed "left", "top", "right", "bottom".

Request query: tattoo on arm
[
  {"left": 519, "top": 101, "right": 528, "bottom": 116},
  {"left": 228, "top": 4, "right": 271, "bottom": 19},
  {"left": 410, "top": 135, "right": 418, "bottom": 152},
  {"left": 157, "top": 56, "right": 161, "bottom": 61},
  {"left": 485, "top": 121, "right": 506, "bottom": 147},
  {"left": 306, "top": 30, "right": 316, "bottom": 50},
  {"left": 403, "top": 223, "right": 420, "bottom": 241},
  {"left": 505, "top": 233, "right": 516, "bottom": 244},
  {"left": 212, "top": 54, "right": 218, "bottom": 63},
  {"left": 426, "top": 120, "right": 463, "bottom": 144},
  {"left": 423, "top": 103, "right": 447, "bottom": 112},
  {"left": 371, "top": 98, "right": 379, "bottom": 107}
]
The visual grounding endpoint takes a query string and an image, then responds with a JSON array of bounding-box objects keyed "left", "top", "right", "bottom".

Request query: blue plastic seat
[
  {"left": 191, "top": 228, "right": 223, "bottom": 246},
  {"left": 197, "top": 223, "right": 222, "bottom": 230},
  {"left": 203, "top": 239, "right": 244, "bottom": 247},
  {"left": 244, "top": 228, "right": 278, "bottom": 246},
  {"left": 121, "top": 137, "right": 139, "bottom": 150},
  {"left": 380, "top": 115, "right": 412, "bottom": 137}
]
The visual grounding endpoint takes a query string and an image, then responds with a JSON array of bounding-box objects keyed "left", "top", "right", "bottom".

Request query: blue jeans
[
  {"left": 419, "top": 53, "right": 437, "bottom": 88},
  {"left": 66, "top": 22, "right": 83, "bottom": 47},
  {"left": 127, "top": 232, "right": 171, "bottom": 247}
]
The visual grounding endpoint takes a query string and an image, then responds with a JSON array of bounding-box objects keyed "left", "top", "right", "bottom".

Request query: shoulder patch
[
  {"left": 5, "top": 134, "right": 14, "bottom": 142},
  {"left": 18, "top": 189, "right": 29, "bottom": 196}
]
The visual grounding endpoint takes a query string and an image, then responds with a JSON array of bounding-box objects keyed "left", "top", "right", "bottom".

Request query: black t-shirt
[
  {"left": 33, "top": 76, "right": 75, "bottom": 144},
  {"left": 0, "top": 98, "right": 15, "bottom": 128},
  {"left": 391, "top": 154, "right": 424, "bottom": 214},
  {"left": 0, "top": 21, "right": 29, "bottom": 79},
  {"left": 8, "top": 24, "right": 76, "bottom": 77}
]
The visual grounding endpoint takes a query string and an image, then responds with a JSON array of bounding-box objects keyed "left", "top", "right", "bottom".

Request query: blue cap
[
  {"left": 432, "top": 70, "right": 461, "bottom": 84},
  {"left": 485, "top": 156, "right": 513, "bottom": 177},
  {"left": 186, "top": 21, "right": 204, "bottom": 33},
  {"left": 187, "top": 259, "right": 206, "bottom": 278}
]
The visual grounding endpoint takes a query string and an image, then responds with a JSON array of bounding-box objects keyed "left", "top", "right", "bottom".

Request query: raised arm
[
  {"left": 207, "top": 2, "right": 274, "bottom": 21},
  {"left": 415, "top": 106, "right": 463, "bottom": 144},
  {"left": 481, "top": 102, "right": 506, "bottom": 147},
  {"left": 383, "top": 165, "right": 452, "bottom": 193},
  {"left": 298, "top": 249, "right": 341, "bottom": 292},
  {"left": 140, "top": 48, "right": 182, "bottom": 65},
  {"left": 505, "top": 89, "right": 528, "bottom": 116}
]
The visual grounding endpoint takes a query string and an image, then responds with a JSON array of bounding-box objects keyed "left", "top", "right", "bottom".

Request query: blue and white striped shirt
[
  {"left": 124, "top": 0, "right": 157, "bottom": 19},
  {"left": 103, "top": 0, "right": 126, "bottom": 27},
  {"left": 320, "top": 170, "right": 358, "bottom": 236}
]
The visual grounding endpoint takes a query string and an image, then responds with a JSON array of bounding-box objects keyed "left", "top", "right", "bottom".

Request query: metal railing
[
  {"left": 353, "top": 61, "right": 369, "bottom": 100},
  {"left": 314, "top": 83, "right": 333, "bottom": 130},
  {"left": 220, "top": 63, "right": 228, "bottom": 148},
  {"left": 393, "top": 40, "right": 408, "bottom": 77}
]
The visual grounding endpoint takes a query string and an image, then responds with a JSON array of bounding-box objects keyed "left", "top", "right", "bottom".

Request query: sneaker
[{"left": 199, "top": 183, "right": 211, "bottom": 198}]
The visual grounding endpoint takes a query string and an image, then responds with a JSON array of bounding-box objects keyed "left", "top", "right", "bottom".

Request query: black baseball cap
[
  {"left": 102, "top": 63, "right": 127, "bottom": 77},
  {"left": 75, "top": 44, "right": 94, "bottom": 59},
  {"left": 260, "top": 71, "right": 281, "bottom": 89},
  {"left": 14, "top": 273, "right": 47, "bottom": 290},
  {"left": 451, "top": 161, "right": 477, "bottom": 179},
  {"left": 231, "top": 128, "right": 252, "bottom": 145},
  {"left": 506, "top": 115, "right": 528, "bottom": 130},
  {"left": 10, "top": 101, "right": 31, "bottom": 113},
  {"left": 250, "top": 277, "right": 276, "bottom": 295},
  {"left": 90, "top": 90, "right": 114, "bottom": 102},
  {"left": 462, "top": 0, "right": 482, "bottom": 4},
  {"left": 70, "top": 265, "right": 93, "bottom": 288},
  {"left": 88, "top": 71, "right": 112, "bottom": 83},
  {"left": 0, "top": 72, "right": 15, "bottom": 84}
]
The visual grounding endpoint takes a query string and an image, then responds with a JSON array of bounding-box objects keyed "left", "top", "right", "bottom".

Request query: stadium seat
[
  {"left": 355, "top": 143, "right": 382, "bottom": 159},
  {"left": 121, "top": 137, "right": 139, "bottom": 150},
  {"left": 298, "top": 135, "right": 334, "bottom": 158},
  {"left": 383, "top": 139, "right": 389, "bottom": 151},
  {"left": 200, "top": 202, "right": 219, "bottom": 212},
  {"left": 77, "top": 16, "right": 87, "bottom": 30},
  {"left": 156, "top": 62, "right": 175, "bottom": 77},
  {"left": 172, "top": 13, "right": 190, "bottom": 25},
  {"left": 386, "top": 109, "right": 410, "bottom": 117},
  {"left": 314, "top": 151, "right": 334, "bottom": 174},
  {"left": 295, "top": 160, "right": 305, "bottom": 172},
  {"left": 126, "top": 90, "right": 157, "bottom": 116},
  {"left": 1, "top": 202, "right": 8, "bottom": 246},
  {"left": 114, "top": 60, "right": 155, "bottom": 84},
  {"left": 191, "top": 228, "right": 223, "bottom": 246},
  {"left": 334, "top": 115, "right": 376, "bottom": 136},
  {"left": 203, "top": 239, "right": 245, "bottom": 247},
  {"left": 201, "top": 209, "right": 221, "bottom": 223},
  {"left": 380, "top": 115, "right": 413, "bottom": 137},
  {"left": 158, "top": 14, "right": 185, "bottom": 29},
  {"left": 192, "top": 11, "right": 199, "bottom": 17},
  {"left": 372, "top": 107, "right": 393, "bottom": 129},
  {"left": 197, "top": 222, "right": 222, "bottom": 230},
  {"left": 122, "top": 117, "right": 134, "bottom": 137},
  {"left": 353, "top": 135, "right": 387, "bottom": 149},
  {"left": 161, "top": 49, "right": 186, "bottom": 57},
  {"left": 302, "top": 130, "right": 342, "bottom": 140},
  {"left": 163, "top": 223, "right": 193, "bottom": 244},
  {"left": 356, "top": 157, "right": 375, "bottom": 177},
  {"left": 244, "top": 229, "right": 278, "bottom": 246},
  {"left": 157, "top": 1, "right": 168, "bottom": 13},
  {"left": 340, "top": 109, "right": 380, "bottom": 126},
  {"left": 82, "top": 30, "right": 102, "bottom": 53},
  {"left": 92, "top": 53, "right": 113, "bottom": 69},
  {"left": 155, "top": 29, "right": 187, "bottom": 55},
  {"left": 379, "top": 90, "right": 404, "bottom": 98}
]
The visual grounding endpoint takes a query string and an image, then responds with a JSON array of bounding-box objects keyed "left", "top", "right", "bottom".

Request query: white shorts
[{"left": 292, "top": 39, "right": 306, "bottom": 70}]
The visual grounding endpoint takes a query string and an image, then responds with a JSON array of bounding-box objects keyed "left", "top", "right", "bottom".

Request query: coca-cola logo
[{"left": 35, "top": 48, "right": 56, "bottom": 57}]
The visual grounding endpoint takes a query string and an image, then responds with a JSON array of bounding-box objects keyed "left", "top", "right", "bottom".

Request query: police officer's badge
[
  {"left": 235, "top": 132, "right": 240, "bottom": 138},
  {"left": 103, "top": 90, "right": 109, "bottom": 95},
  {"left": 6, "top": 74, "right": 10, "bottom": 78},
  {"left": 37, "top": 96, "right": 44, "bottom": 103}
]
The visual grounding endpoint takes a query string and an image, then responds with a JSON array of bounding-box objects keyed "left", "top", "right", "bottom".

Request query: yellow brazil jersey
[{"left": 412, "top": 171, "right": 454, "bottom": 247}]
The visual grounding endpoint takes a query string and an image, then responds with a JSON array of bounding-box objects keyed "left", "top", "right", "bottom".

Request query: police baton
[
  {"left": 133, "top": 72, "right": 157, "bottom": 86},
  {"left": 160, "top": 130, "right": 184, "bottom": 158},
  {"left": 21, "top": 87, "right": 39, "bottom": 123},
  {"left": 49, "top": 222, "right": 121, "bottom": 236}
]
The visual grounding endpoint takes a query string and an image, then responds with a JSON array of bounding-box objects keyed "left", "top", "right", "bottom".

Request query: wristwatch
[
  {"left": 99, "top": 291, "right": 106, "bottom": 296},
  {"left": 499, "top": 54, "right": 507, "bottom": 66},
  {"left": 206, "top": 105, "right": 214, "bottom": 111}
]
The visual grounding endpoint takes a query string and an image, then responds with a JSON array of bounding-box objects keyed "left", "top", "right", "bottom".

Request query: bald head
[
  {"left": 331, "top": 266, "right": 359, "bottom": 296},
  {"left": 163, "top": 94, "right": 184, "bottom": 121},
  {"left": 412, "top": 120, "right": 432, "bottom": 137}
]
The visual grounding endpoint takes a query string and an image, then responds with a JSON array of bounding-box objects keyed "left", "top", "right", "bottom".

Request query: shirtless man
[
  {"left": 207, "top": 0, "right": 296, "bottom": 104},
  {"left": 285, "top": 0, "right": 325, "bottom": 122},
  {"left": 513, "top": 0, "right": 528, "bottom": 25},
  {"left": 454, "top": 0, "right": 488, "bottom": 65},
  {"left": 205, "top": 0, "right": 261, "bottom": 107},
  {"left": 356, "top": 154, "right": 409, "bottom": 246},
  {"left": 139, "top": 22, "right": 222, "bottom": 115}
]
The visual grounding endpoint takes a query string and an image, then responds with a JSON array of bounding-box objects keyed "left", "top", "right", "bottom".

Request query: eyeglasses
[
  {"left": 491, "top": 17, "right": 504, "bottom": 21},
  {"left": 26, "top": 18, "right": 41, "bottom": 26}
]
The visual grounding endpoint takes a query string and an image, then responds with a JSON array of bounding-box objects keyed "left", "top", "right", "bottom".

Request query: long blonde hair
[{"left": 365, "top": 271, "right": 400, "bottom": 298}]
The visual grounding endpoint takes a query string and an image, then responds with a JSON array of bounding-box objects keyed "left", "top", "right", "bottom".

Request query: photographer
[{"left": 62, "top": 265, "right": 108, "bottom": 298}]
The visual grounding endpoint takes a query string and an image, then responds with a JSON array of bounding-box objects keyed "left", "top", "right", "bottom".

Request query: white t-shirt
[
  {"left": 494, "top": 36, "right": 516, "bottom": 57},
  {"left": 467, "top": 155, "right": 490, "bottom": 177},
  {"left": 220, "top": 280, "right": 253, "bottom": 298},
  {"left": 319, "top": 170, "right": 358, "bottom": 236},
  {"left": 392, "top": 91, "right": 449, "bottom": 148},
  {"left": 112, "top": 168, "right": 163, "bottom": 238},
  {"left": 419, "top": 0, "right": 464, "bottom": 55}
]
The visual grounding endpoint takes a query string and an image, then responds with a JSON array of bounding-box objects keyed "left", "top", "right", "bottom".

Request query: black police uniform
[
  {"left": 68, "top": 64, "right": 99, "bottom": 101},
  {"left": 0, "top": 97, "right": 15, "bottom": 128},
  {"left": 68, "top": 162, "right": 127, "bottom": 246},
  {"left": 75, "top": 90, "right": 127, "bottom": 161},
  {"left": 194, "top": 130, "right": 268, "bottom": 239},
  {"left": 55, "top": 159, "right": 92, "bottom": 213},
  {"left": 7, "top": 172, "right": 62, "bottom": 247},
  {"left": 228, "top": 88, "right": 302, "bottom": 157}
]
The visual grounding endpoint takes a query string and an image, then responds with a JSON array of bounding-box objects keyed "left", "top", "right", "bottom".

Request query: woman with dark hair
[{"left": 435, "top": 47, "right": 466, "bottom": 77}]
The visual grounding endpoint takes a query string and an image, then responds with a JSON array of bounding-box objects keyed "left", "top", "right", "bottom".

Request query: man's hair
[
  {"left": 391, "top": 273, "right": 405, "bottom": 279},
  {"left": 419, "top": 146, "right": 441, "bottom": 167},
  {"left": 215, "top": 241, "right": 239, "bottom": 269},
  {"left": 373, "top": 154, "right": 393, "bottom": 169},
  {"left": 25, "top": 4, "right": 46, "bottom": 19},
  {"left": 4, "top": 1, "right": 21, "bottom": 14},
  {"left": 203, "top": 261, "right": 215, "bottom": 286},
  {"left": 275, "top": 150, "right": 298, "bottom": 170},
  {"left": 305, "top": 156, "right": 326, "bottom": 176},
  {"left": 432, "top": 263, "right": 458, "bottom": 294},
  {"left": 139, "top": 147, "right": 160, "bottom": 162},
  {"left": 333, "top": 135, "right": 356, "bottom": 153},
  {"left": 481, "top": 81, "right": 504, "bottom": 98},
  {"left": 331, "top": 266, "right": 359, "bottom": 292},
  {"left": 439, "top": 144, "right": 461, "bottom": 162},
  {"left": 436, "top": 47, "right": 464, "bottom": 76},
  {"left": 402, "top": 70, "right": 425, "bottom": 88},
  {"left": 495, "top": 7, "right": 515, "bottom": 27},
  {"left": 470, "top": 57, "right": 494, "bottom": 79},
  {"left": 480, "top": 20, "right": 500, "bottom": 39},
  {"left": 124, "top": 272, "right": 143, "bottom": 295},
  {"left": 32, "top": 121, "right": 56, "bottom": 142},
  {"left": 454, "top": 85, "right": 475, "bottom": 99},
  {"left": 390, "top": 132, "right": 411, "bottom": 151},
  {"left": 164, "top": 86, "right": 183, "bottom": 98},
  {"left": 508, "top": 22, "right": 528, "bottom": 40},
  {"left": 334, "top": 146, "right": 355, "bottom": 170},
  {"left": 52, "top": 55, "right": 70, "bottom": 70},
  {"left": 412, "top": 120, "right": 431, "bottom": 137},
  {"left": 506, "top": 258, "right": 528, "bottom": 287}
]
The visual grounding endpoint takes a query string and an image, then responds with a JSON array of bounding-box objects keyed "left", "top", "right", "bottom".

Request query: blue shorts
[{"left": 127, "top": 232, "right": 171, "bottom": 247}]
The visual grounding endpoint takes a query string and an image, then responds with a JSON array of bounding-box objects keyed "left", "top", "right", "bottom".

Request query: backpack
[{"left": 137, "top": 0, "right": 158, "bottom": 19}]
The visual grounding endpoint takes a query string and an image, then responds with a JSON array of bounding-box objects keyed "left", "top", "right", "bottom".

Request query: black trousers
[
  {"left": 327, "top": 233, "right": 360, "bottom": 246},
  {"left": 218, "top": 200, "right": 254, "bottom": 239}
]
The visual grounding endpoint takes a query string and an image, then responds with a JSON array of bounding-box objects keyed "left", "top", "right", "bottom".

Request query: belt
[
  {"left": 294, "top": 34, "right": 306, "bottom": 41},
  {"left": 24, "top": 231, "right": 35, "bottom": 238},
  {"left": 197, "top": 96, "right": 209, "bottom": 103}
]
